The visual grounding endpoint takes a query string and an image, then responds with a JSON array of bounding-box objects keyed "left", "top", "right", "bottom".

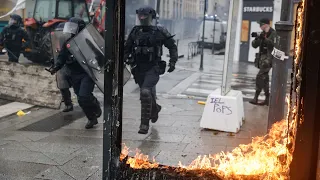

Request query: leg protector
[{"left": 140, "top": 88, "right": 152, "bottom": 126}]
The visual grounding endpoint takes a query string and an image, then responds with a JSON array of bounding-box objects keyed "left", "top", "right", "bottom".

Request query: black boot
[
  {"left": 151, "top": 104, "right": 161, "bottom": 123},
  {"left": 60, "top": 89, "right": 73, "bottom": 112},
  {"left": 260, "top": 93, "right": 270, "bottom": 106},
  {"left": 62, "top": 105, "right": 73, "bottom": 112},
  {"left": 138, "top": 124, "right": 149, "bottom": 134},
  {"left": 249, "top": 90, "right": 261, "bottom": 105},
  {"left": 85, "top": 118, "right": 98, "bottom": 129}
]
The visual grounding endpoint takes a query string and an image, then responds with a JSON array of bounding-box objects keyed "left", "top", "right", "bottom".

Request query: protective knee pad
[{"left": 140, "top": 89, "right": 152, "bottom": 124}]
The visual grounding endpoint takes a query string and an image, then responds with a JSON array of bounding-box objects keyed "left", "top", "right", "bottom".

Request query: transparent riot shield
[
  {"left": 50, "top": 30, "right": 72, "bottom": 89},
  {"left": 50, "top": 31, "right": 71, "bottom": 63},
  {"left": 67, "top": 24, "right": 131, "bottom": 93}
]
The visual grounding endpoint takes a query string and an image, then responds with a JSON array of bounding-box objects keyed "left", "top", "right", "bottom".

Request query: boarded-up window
[{"left": 241, "top": 20, "right": 249, "bottom": 42}]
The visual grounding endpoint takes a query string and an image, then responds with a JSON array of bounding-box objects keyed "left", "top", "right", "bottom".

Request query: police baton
[{"left": 3, "top": 47, "right": 19, "bottom": 60}]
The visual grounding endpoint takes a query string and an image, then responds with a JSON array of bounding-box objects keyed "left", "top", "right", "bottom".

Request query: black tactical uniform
[
  {"left": 49, "top": 17, "right": 102, "bottom": 129},
  {"left": 0, "top": 14, "right": 30, "bottom": 62},
  {"left": 124, "top": 6, "right": 178, "bottom": 134}
]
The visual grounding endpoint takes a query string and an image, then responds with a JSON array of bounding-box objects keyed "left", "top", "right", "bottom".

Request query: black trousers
[
  {"left": 8, "top": 50, "right": 20, "bottom": 63},
  {"left": 135, "top": 66, "right": 160, "bottom": 126},
  {"left": 71, "top": 73, "right": 101, "bottom": 121}
]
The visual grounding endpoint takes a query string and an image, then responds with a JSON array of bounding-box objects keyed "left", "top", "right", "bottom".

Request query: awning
[{"left": 0, "top": 0, "right": 25, "bottom": 20}]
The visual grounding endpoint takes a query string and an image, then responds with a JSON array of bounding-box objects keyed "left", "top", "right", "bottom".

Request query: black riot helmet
[
  {"left": 9, "top": 14, "right": 22, "bottom": 27},
  {"left": 135, "top": 6, "right": 157, "bottom": 26},
  {"left": 63, "top": 17, "right": 86, "bottom": 35}
]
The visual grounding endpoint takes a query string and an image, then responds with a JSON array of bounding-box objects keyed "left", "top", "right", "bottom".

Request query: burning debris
[{"left": 118, "top": 0, "right": 306, "bottom": 179}]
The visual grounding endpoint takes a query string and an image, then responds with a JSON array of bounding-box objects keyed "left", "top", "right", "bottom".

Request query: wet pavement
[{"left": 0, "top": 92, "right": 269, "bottom": 179}]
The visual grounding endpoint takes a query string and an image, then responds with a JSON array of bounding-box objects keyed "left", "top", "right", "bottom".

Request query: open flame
[{"left": 120, "top": 0, "right": 306, "bottom": 179}]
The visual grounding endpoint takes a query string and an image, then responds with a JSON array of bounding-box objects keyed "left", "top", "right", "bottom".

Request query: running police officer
[
  {"left": 0, "top": 14, "right": 30, "bottom": 63},
  {"left": 49, "top": 17, "right": 102, "bottom": 129},
  {"left": 124, "top": 6, "right": 178, "bottom": 134},
  {"left": 250, "top": 18, "right": 277, "bottom": 106}
]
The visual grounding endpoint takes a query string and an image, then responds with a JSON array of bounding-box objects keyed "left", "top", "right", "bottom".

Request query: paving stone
[
  {"left": 122, "top": 140, "right": 188, "bottom": 153},
  {"left": 0, "top": 159, "right": 50, "bottom": 179},
  {"left": 183, "top": 143, "right": 226, "bottom": 155},
  {"left": 173, "top": 110, "right": 203, "bottom": 116},
  {"left": 42, "top": 152, "right": 79, "bottom": 165},
  {"left": 0, "top": 141, "right": 30, "bottom": 151},
  {"left": 182, "top": 135, "right": 228, "bottom": 146},
  {"left": 0, "top": 174, "right": 34, "bottom": 180},
  {"left": 3, "top": 132, "right": 50, "bottom": 142},
  {"left": 87, "top": 169, "right": 102, "bottom": 180},
  {"left": 38, "top": 135, "right": 103, "bottom": 145},
  {"left": 62, "top": 122, "right": 103, "bottom": 131},
  {"left": 0, "top": 149, "right": 58, "bottom": 165},
  {"left": 35, "top": 166, "right": 74, "bottom": 180},
  {"left": 20, "top": 142, "right": 83, "bottom": 154},
  {"left": 51, "top": 129, "right": 87, "bottom": 136},
  {"left": 122, "top": 118, "right": 140, "bottom": 125},
  {"left": 122, "top": 131, "right": 150, "bottom": 141},
  {"left": 78, "top": 130, "right": 103, "bottom": 139},
  {"left": 0, "top": 140, "right": 8, "bottom": 146},
  {"left": 172, "top": 121, "right": 201, "bottom": 128},
  {"left": 60, "top": 155, "right": 101, "bottom": 180},
  {"left": 159, "top": 105, "right": 184, "bottom": 115},
  {"left": 145, "top": 132, "right": 185, "bottom": 143},
  {"left": 77, "top": 145, "right": 103, "bottom": 157}
]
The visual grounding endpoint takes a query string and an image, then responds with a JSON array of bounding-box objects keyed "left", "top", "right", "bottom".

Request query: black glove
[{"left": 167, "top": 62, "right": 175, "bottom": 73}]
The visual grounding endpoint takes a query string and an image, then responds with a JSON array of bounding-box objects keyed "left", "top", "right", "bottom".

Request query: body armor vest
[
  {"left": 3, "top": 26, "right": 22, "bottom": 47},
  {"left": 133, "top": 27, "right": 160, "bottom": 63}
]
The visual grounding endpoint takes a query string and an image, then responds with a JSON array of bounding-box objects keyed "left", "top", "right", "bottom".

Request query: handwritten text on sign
[{"left": 210, "top": 98, "right": 232, "bottom": 115}]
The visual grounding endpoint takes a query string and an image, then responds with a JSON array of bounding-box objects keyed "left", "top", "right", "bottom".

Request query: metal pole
[
  {"left": 103, "top": 0, "right": 125, "bottom": 179},
  {"left": 212, "top": 2, "right": 217, "bottom": 54},
  {"left": 267, "top": 0, "right": 293, "bottom": 129},
  {"left": 156, "top": 0, "right": 161, "bottom": 14},
  {"left": 199, "top": 0, "right": 207, "bottom": 71}
]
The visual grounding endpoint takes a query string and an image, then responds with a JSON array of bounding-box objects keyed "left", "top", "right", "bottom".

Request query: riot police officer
[
  {"left": 124, "top": 6, "right": 178, "bottom": 134},
  {"left": 49, "top": 17, "right": 102, "bottom": 129},
  {"left": 0, "top": 14, "right": 30, "bottom": 62},
  {"left": 54, "top": 22, "right": 73, "bottom": 112},
  {"left": 250, "top": 18, "right": 277, "bottom": 106}
]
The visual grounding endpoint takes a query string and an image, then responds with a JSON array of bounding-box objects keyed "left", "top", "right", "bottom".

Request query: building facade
[{"left": 157, "top": 0, "right": 202, "bottom": 39}]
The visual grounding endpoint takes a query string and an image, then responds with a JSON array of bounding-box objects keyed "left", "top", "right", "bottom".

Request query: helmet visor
[
  {"left": 8, "top": 18, "right": 17, "bottom": 26},
  {"left": 63, "top": 22, "right": 79, "bottom": 34},
  {"left": 135, "top": 14, "right": 154, "bottom": 26}
]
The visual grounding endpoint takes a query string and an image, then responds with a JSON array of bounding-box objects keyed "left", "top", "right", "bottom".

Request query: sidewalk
[{"left": 0, "top": 94, "right": 268, "bottom": 179}]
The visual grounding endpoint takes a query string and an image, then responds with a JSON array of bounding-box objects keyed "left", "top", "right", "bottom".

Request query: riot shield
[
  {"left": 50, "top": 31, "right": 71, "bottom": 63},
  {"left": 50, "top": 30, "right": 72, "bottom": 89},
  {"left": 67, "top": 24, "right": 131, "bottom": 93}
]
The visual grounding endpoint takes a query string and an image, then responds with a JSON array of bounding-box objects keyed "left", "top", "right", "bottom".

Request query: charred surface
[{"left": 117, "top": 156, "right": 222, "bottom": 180}]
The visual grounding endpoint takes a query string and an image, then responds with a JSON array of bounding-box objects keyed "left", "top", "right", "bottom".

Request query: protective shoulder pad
[{"left": 157, "top": 26, "right": 175, "bottom": 39}]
